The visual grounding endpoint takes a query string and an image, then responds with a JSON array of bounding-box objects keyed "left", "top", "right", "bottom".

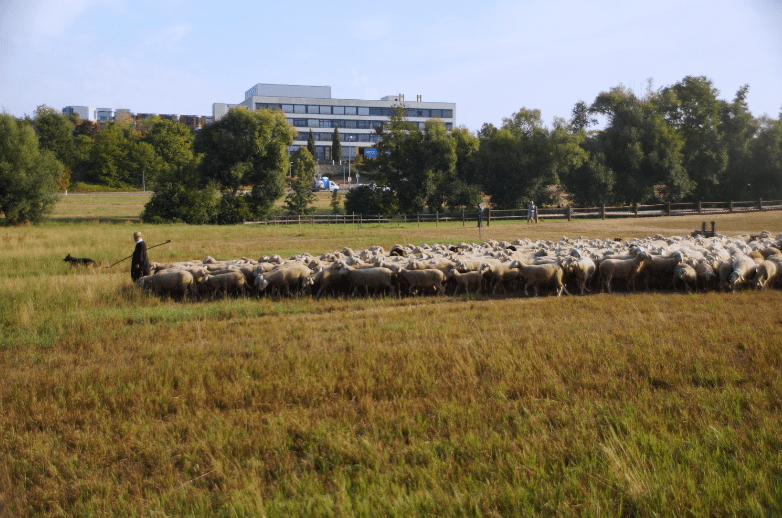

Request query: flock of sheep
[{"left": 135, "top": 231, "right": 782, "bottom": 301}]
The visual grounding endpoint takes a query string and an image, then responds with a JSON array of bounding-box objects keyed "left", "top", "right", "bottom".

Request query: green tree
[
  {"left": 660, "top": 76, "right": 728, "bottom": 200},
  {"left": 589, "top": 86, "right": 691, "bottom": 203},
  {"left": 330, "top": 189, "right": 342, "bottom": 215},
  {"left": 32, "top": 105, "right": 75, "bottom": 168},
  {"left": 747, "top": 115, "right": 782, "bottom": 199},
  {"left": 720, "top": 85, "right": 760, "bottom": 199},
  {"left": 476, "top": 108, "right": 585, "bottom": 208},
  {"left": 0, "top": 114, "right": 63, "bottom": 225},
  {"left": 331, "top": 127, "right": 341, "bottom": 162},
  {"left": 193, "top": 108, "right": 295, "bottom": 217},
  {"left": 285, "top": 148, "right": 316, "bottom": 215},
  {"left": 344, "top": 184, "right": 398, "bottom": 215},
  {"left": 84, "top": 122, "right": 164, "bottom": 189},
  {"left": 307, "top": 129, "right": 316, "bottom": 156},
  {"left": 142, "top": 117, "right": 195, "bottom": 172}
]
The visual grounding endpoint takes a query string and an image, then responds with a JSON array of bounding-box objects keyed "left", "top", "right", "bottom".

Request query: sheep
[
  {"left": 255, "top": 264, "right": 313, "bottom": 297},
  {"left": 638, "top": 253, "right": 680, "bottom": 291},
  {"left": 137, "top": 270, "right": 197, "bottom": 299},
  {"left": 448, "top": 269, "right": 483, "bottom": 296},
  {"left": 561, "top": 255, "right": 596, "bottom": 295},
  {"left": 729, "top": 254, "right": 757, "bottom": 292},
  {"left": 311, "top": 267, "right": 347, "bottom": 299},
  {"left": 479, "top": 262, "right": 520, "bottom": 295},
  {"left": 339, "top": 266, "right": 396, "bottom": 297},
  {"left": 201, "top": 271, "right": 247, "bottom": 298},
  {"left": 510, "top": 261, "right": 569, "bottom": 297},
  {"left": 399, "top": 268, "right": 446, "bottom": 296},
  {"left": 754, "top": 260, "right": 778, "bottom": 290},
  {"left": 596, "top": 249, "right": 652, "bottom": 294},
  {"left": 673, "top": 262, "right": 698, "bottom": 292}
]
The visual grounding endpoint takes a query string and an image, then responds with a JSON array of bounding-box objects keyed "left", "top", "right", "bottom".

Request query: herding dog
[{"left": 63, "top": 254, "right": 99, "bottom": 267}]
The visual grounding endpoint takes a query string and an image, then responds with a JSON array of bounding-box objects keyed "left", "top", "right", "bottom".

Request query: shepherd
[{"left": 131, "top": 231, "right": 151, "bottom": 281}]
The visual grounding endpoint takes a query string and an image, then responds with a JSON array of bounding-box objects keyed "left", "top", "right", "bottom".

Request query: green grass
[{"left": 1, "top": 213, "right": 781, "bottom": 516}]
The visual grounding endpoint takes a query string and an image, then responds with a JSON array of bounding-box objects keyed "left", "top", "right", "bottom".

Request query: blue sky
[{"left": 1, "top": 0, "right": 780, "bottom": 132}]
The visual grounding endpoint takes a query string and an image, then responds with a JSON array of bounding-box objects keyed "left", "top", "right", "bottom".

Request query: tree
[
  {"left": 32, "top": 105, "right": 75, "bottom": 168},
  {"left": 330, "top": 189, "right": 342, "bottom": 215},
  {"left": 0, "top": 114, "right": 63, "bottom": 225},
  {"left": 83, "top": 122, "right": 164, "bottom": 189},
  {"left": 476, "top": 108, "right": 585, "bottom": 208},
  {"left": 720, "top": 85, "right": 760, "bottom": 199},
  {"left": 331, "top": 127, "right": 341, "bottom": 162},
  {"left": 307, "top": 129, "right": 316, "bottom": 156},
  {"left": 659, "top": 76, "right": 728, "bottom": 200},
  {"left": 285, "top": 147, "right": 316, "bottom": 215},
  {"left": 747, "top": 115, "right": 782, "bottom": 199},
  {"left": 588, "top": 86, "right": 691, "bottom": 203},
  {"left": 193, "top": 108, "right": 295, "bottom": 217},
  {"left": 344, "top": 184, "right": 398, "bottom": 215}
]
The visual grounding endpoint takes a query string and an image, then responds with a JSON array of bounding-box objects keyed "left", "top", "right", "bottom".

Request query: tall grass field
[{"left": 1, "top": 202, "right": 781, "bottom": 517}]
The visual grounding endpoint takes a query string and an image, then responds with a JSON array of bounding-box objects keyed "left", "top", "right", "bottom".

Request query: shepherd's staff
[{"left": 105, "top": 240, "right": 171, "bottom": 268}]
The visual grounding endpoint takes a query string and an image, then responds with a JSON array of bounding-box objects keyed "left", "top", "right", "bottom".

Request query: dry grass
[{"left": 1, "top": 212, "right": 781, "bottom": 517}]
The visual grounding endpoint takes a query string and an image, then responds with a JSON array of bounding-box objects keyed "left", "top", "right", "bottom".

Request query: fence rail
[{"left": 247, "top": 199, "right": 782, "bottom": 226}]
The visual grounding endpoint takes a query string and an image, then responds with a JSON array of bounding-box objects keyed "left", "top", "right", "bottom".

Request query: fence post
[
  {"left": 698, "top": 201, "right": 702, "bottom": 214},
  {"left": 535, "top": 207, "right": 539, "bottom": 223},
  {"left": 436, "top": 211, "right": 438, "bottom": 227},
  {"left": 729, "top": 201, "right": 734, "bottom": 213},
  {"left": 759, "top": 198, "right": 763, "bottom": 211},
  {"left": 567, "top": 206, "right": 572, "bottom": 222},
  {"left": 601, "top": 205, "right": 606, "bottom": 220},
  {"left": 417, "top": 214, "right": 420, "bottom": 227},
  {"left": 634, "top": 203, "right": 638, "bottom": 218},
  {"left": 667, "top": 202, "right": 671, "bottom": 217},
  {"left": 462, "top": 210, "right": 465, "bottom": 226},
  {"left": 487, "top": 209, "right": 491, "bottom": 227}
]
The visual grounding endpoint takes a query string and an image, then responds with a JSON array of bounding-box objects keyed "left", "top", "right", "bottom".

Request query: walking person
[
  {"left": 527, "top": 200, "right": 537, "bottom": 224},
  {"left": 131, "top": 231, "right": 151, "bottom": 281}
]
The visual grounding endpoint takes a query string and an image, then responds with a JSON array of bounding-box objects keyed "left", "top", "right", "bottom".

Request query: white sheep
[
  {"left": 511, "top": 261, "right": 569, "bottom": 297},
  {"left": 201, "top": 271, "right": 247, "bottom": 298},
  {"left": 596, "top": 249, "right": 652, "bottom": 293},
  {"left": 448, "top": 269, "right": 483, "bottom": 296},
  {"left": 137, "top": 270, "right": 197, "bottom": 299},
  {"left": 339, "top": 266, "right": 396, "bottom": 297},
  {"left": 399, "top": 268, "right": 446, "bottom": 296},
  {"left": 255, "top": 264, "right": 313, "bottom": 297},
  {"left": 754, "top": 260, "right": 778, "bottom": 290}
]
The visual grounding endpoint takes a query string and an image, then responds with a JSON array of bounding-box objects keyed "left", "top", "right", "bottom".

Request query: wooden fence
[{"left": 247, "top": 199, "right": 782, "bottom": 226}]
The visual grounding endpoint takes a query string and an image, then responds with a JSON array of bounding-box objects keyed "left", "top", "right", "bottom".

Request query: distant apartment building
[
  {"left": 213, "top": 83, "right": 457, "bottom": 161},
  {"left": 61, "top": 106, "right": 211, "bottom": 131}
]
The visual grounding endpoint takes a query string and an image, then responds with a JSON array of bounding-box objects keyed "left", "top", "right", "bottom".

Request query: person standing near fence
[
  {"left": 527, "top": 201, "right": 536, "bottom": 224},
  {"left": 477, "top": 204, "right": 484, "bottom": 227}
]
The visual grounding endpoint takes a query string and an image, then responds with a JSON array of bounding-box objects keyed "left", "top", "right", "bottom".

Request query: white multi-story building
[{"left": 213, "top": 83, "right": 456, "bottom": 161}]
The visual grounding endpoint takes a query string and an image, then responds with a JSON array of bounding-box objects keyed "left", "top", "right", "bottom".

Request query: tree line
[{"left": 1, "top": 75, "right": 780, "bottom": 225}]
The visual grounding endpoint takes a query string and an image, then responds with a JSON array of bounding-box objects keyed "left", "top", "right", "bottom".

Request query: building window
[
  {"left": 282, "top": 104, "right": 293, "bottom": 113},
  {"left": 293, "top": 118, "right": 307, "bottom": 127},
  {"left": 333, "top": 106, "right": 345, "bottom": 115},
  {"left": 369, "top": 107, "right": 384, "bottom": 116},
  {"left": 345, "top": 120, "right": 356, "bottom": 128},
  {"left": 320, "top": 120, "right": 331, "bottom": 128},
  {"left": 320, "top": 106, "right": 331, "bottom": 114},
  {"left": 358, "top": 107, "right": 369, "bottom": 116},
  {"left": 308, "top": 119, "right": 319, "bottom": 127},
  {"left": 431, "top": 110, "right": 442, "bottom": 118},
  {"left": 294, "top": 105, "right": 306, "bottom": 114},
  {"left": 307, "top": 105, "right": 320, "bottom": 114},
  {"left": 442, "top": 110, "right": 453, "bottom": 118}
]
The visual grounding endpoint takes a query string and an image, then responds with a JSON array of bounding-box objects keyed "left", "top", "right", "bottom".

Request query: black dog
[{"left": 64, "top": 254, "right": 98, "bottom": 267}]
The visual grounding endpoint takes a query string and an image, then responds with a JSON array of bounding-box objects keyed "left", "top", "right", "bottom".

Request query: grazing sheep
[
  {"left": 448, "top": 269, "right": 483, "bottom": 296},
  {"left": 729, "top": 254, "right": 757, "bottom": 292},
  {"left": 255, "top": 264, "right": 313, "bottom": 297},
  {"left": 562, "top": 256, "right": 596, "bottom": 295},
  {"left": 511, "top": 262, "right": 569, "bottom": 297},
  {"left": 339, "top": 266, "right": 396, "bottom": 297},
  {"left": 311, "top": 267, "right": 347, "bottom": 299},
  {"left": 479, "top": 262, "right": 520, "bottom": 295},
  {"left": 596, "top": 250, "right": 652, "bottom": 294},
  {"left": 137, "top": 270, "right": 197, "bottom": 299},
  {"left": 201, "top": 271, "right": 247, "bottom": 298},
  {"left": 399, "top": 268, "right": 447, "bottom": 296},
  {"left": 754, "top": 260, "right": 778, "bottom": 290},
  {"left": 673, "top": 262, "right": 698, "bottom": 292}
]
